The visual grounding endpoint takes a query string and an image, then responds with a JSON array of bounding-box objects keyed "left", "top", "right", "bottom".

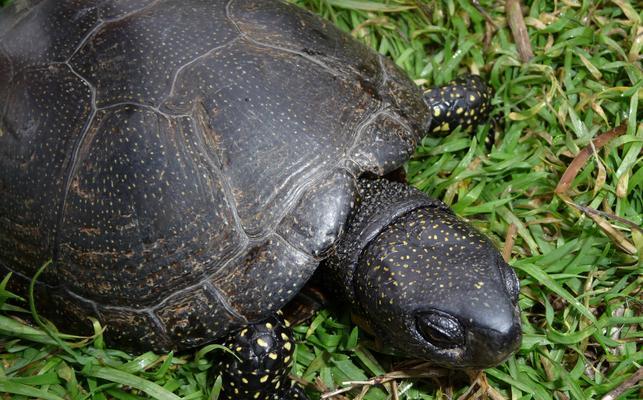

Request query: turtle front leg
[
  {"left": 424, "top": 75, "right": 494, "bottom": 135},
  {"left": 215, "top": 313, "right": 309, "bottom": 400}
]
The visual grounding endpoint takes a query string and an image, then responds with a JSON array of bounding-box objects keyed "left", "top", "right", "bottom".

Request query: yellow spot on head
[
  {"left": 433, "top": 107, "right": 441, "bottom": 117},
  {"left": 256, "top": 338, "right": 268, "bottom": 348}
]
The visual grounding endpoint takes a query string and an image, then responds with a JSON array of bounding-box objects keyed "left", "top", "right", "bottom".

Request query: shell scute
[
  {"left": 3, "top": 0, "right": 100, "bottom": 70},
  {"left": 351, "top": 112, "right": 417, "bottom": 175},
  {"left": 213, "top": 236, "right": 317, "bottom": 322},
  {"left": 58, "top": 106, "right": 243, "bottom": 307},
  {"left": 0, "top": 65, "right": 92, "bottom": 281},
  {"left": 229, "top": 0, "right": 382, "bottom": 81},
  {"left": 98, "top": 306, "right": 173, "bottom": 351},
  {"left": 277, "top": 169, "right": 357, "bottom": 257},
  {"left": 154, "top": 283, "right": 243, "bottom": 349},
  {"left": 70, "top": 0, "right": 238, "bottom": 108}
]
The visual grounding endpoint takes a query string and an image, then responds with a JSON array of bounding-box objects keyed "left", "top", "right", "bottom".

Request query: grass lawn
[{"left": 1, "top": 0, "right": 641, "bottom": 399}]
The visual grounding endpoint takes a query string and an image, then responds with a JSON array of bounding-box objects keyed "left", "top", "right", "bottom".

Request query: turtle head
[{"left": 353, "top": 205, "right": 521, "bottom": 368}]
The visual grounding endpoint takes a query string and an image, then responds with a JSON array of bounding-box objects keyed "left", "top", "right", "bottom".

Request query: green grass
[{"left": 1, "top": 0, "right": 642, "bottom": 399}]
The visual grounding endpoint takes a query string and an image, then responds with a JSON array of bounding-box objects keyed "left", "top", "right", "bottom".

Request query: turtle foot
[
  {"left": 214, "top": 313, "right": 304, "bottom": 400},
  {"left": 424, "top": 74, "right": 494, "bottom": 135}
]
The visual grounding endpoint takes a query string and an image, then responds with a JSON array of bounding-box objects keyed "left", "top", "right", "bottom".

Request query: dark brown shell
[{"left": 0, "top": 0, "right": 429, "bottom": 350}]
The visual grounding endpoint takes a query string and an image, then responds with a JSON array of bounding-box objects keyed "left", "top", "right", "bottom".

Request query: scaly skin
[{"left": 323, "top": 178, "right": 521, "bottom": 368}]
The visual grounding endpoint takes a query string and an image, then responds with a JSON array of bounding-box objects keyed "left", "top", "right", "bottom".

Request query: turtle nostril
[
  {"left": 472, "top": 320, "right": 522, "bottom": 367},
  {"left": 416, "top": 311, "right": 465, "bottom": 348}
]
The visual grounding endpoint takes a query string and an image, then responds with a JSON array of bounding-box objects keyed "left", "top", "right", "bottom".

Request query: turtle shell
[{"left": 0, "top": 0, "right": 430, "bottom": 350}]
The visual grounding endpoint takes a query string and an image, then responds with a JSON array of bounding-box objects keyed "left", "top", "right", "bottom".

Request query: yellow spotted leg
[
  {"left": 424, "top": 75, "right": 494, "bottom": 135},
  {"left": 213, "top": 313, "right": 308, "bottom": 400}
]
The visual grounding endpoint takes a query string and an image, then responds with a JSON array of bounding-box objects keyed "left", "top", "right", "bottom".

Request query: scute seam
[
  {"left": 189, "top": 101, "right": 249, "bottom": 246},
  {"left": 344, "top": 107, "right": 404, "bottom": 170},
  {"left": 97, "top": 100, "right": 192, "bottom": 119},
  {"left": 345, "top": 106, "right": 386, "bottom": 155},
  {"left": 144, "top": 309, "right": 173, "bottom": 345},
  {"left": 203, "top": 281, "right": 248, "bottom": 323},
  {"left": 272, "top": 231, "right": 318, "bottom": 265},
  {"left": 376, "top": 55, "right": 391, "bottom": 88},
  {"left": 225, "top": 0, "right": 341, "bottom": 77},
  {"left": 0, "top": 44, "right": 12, "bottom": 120},
  {"left": 159, "top": 35, "right": 242, "bottom": 109},
  {"left": 0, "top": 261, "right": 57, "bottom": 289},
  {"left": 64, "top": 285, "right": 101, "bottom": 317},
  {"left": 65, "top": 0, "right": 163, "bottom": 64},
  {"left": 52, "top": 61, "right": 98, "bottom": 264},
  {"left": 274, "top": 167, "right": 356, "bottom": 260},
  {"left": 63, "top": 9, "right": 103, "bottom": 64},
  {"left": 0, "top": 0, "right": 46, "bottom": 40}
]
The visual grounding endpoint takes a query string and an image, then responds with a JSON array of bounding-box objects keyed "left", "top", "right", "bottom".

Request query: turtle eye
[{"left": 416, "top": 311, "right": 465, "bottom": 348}]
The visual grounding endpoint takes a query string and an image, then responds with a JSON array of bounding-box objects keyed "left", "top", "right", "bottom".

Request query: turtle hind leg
[
  {"left": 424, "top": 74, "right": 494, "bottom": 135},
  {"left": 214, "top": 313, "right": 309, "bottom": 400}
]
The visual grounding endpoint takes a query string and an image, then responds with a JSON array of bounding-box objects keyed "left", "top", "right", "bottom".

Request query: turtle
[{"left": 0, "top": 0, "right": 522, "bottom": 399}]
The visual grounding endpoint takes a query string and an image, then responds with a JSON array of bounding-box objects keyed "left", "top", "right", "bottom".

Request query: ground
[{"left": 0, "top": 1, "right": 641, "bottom": 400}]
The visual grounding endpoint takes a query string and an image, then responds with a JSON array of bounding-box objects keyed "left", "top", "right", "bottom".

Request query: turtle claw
[{"left": 279, "top": 384, "right": 310, "bottom": 400}]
